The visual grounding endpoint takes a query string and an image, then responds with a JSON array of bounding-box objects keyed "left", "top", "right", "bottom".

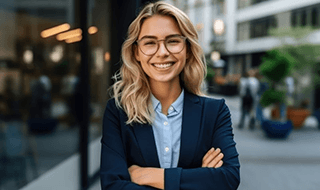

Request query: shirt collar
[
  {"left": 171, "top": 89, "right": 184, "bottom": 114},
  {"left": 151, "top": 89, "right": 184, "bottom": 114},
  {"left": 151, "top": 93, "right": 161, "bottom": 111}
]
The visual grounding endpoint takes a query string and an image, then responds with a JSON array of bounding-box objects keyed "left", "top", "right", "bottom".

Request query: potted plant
[
  {"left": 268, "top": 27, "right": 320, "bottom": 129},
  {"left": 259, "top": 49, "right": 294, "bottom": 138}
]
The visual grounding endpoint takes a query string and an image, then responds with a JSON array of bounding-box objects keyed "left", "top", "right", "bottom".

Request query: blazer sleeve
[
  {"left": 100, "top": 99, "right": 158, "bottom": 190},
  {"left": 164, "top": 99, "right": 240, "bottom": 190}
]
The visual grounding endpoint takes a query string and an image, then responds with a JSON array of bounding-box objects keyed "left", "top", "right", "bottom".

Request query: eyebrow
[{"left": 138, "top": 34, "right": 182, "bottom": 40}]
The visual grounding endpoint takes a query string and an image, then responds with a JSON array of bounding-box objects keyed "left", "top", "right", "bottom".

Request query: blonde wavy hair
[{"left": 111, "top": 1, "right": 206, "bottom": 125}]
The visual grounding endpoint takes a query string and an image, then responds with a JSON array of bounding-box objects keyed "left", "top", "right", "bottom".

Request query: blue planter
[
  {"left": 261, "top": 119, "right": 293, "bottom": 139},
  {"left": 313, "top": 109, "right": 320, "bottom": 130}
]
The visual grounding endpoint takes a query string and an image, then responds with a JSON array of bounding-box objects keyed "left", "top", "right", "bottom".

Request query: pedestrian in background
[
  {"left": 100, "top": 1, "right": 240, "bottom": 190},
  {"left": 61, "top": 69, "right": 79, "bottom": 126},
  {"left": 238, "top": 69, "right": 259, "bottom": 130},
  {"left": 255, "top": 70, "right": 269, "bottom": 127},
  {"left": 30, "top": 69, "right": 51, "bottom": 119}
]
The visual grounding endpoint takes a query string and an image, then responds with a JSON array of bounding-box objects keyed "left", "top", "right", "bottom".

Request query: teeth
[{"left": 153, "top": 63, "right": 173, "bottom": 68}]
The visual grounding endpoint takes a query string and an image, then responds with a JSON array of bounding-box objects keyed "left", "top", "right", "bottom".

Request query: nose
[{"left": 156, "top": 40, "right": 170, "bottom": 57}]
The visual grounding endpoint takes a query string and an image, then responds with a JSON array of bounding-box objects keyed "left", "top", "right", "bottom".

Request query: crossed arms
[{"left": 100, "top": 98, "right": 240, "bottom": 190}]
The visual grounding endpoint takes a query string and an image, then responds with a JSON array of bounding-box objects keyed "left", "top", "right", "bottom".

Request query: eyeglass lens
[{"left": 138, "top": 36, "right": 185, "bottom": 55}]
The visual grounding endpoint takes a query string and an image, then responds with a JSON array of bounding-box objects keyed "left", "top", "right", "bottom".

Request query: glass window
[
  {"left": 291, "top": 4, "right": 320, "bottom": 28},
  {"left": 0, "top": 5, "right": 80, "bottom": 189},
  {"left": 0, "top": 0, "right": 109, "bottom": 189},
  {"left": 311, "top": 8, "right": 319, "bottom": 27},
  {"left": 301, "top": 10, "right": 307, "bottom": 26},
  {"left": 238, "top": 0, "right": 269, "bottom": 9},
  {"left": 252, "top": 0, "right": 268, "bottom": 5},
  {"left": 217, "top": 0, "right": 225, "bottom": 15},
  {"left": 291, "top": 12, "right": 297, "bottom": 27},
  {"left": 250, "top": 16, "right": 277, "bottom": 39}
]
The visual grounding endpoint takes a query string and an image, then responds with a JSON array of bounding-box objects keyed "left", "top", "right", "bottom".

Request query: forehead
[{"left": 138, "top": 15, "right": 182, "bottom": 39}]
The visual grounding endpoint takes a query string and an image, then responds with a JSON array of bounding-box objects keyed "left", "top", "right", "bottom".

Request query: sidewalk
[{"left": 211, "top": 93, "right": 320, "bottom": 190}]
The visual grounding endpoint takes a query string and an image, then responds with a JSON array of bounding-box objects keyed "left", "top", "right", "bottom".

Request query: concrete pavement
[{"left": 211, "top": 94, "right": 320, "bottom": 190}]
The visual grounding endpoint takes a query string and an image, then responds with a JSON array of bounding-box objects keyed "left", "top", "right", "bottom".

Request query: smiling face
[{"left": 135, "top": 15, "right": 188, "bottom": 88}]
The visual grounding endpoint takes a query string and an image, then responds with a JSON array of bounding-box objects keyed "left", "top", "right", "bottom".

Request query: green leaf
[
  {"left": 260, "top": 89, "right": 285, "bottom": 107},
  {"left": 260, "top": 49, "right": 295, "bottom": 82}
]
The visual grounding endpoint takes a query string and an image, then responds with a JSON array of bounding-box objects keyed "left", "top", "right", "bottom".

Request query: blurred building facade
[{"left": 166, "top": 0, "right": 320, "bottom": 109}]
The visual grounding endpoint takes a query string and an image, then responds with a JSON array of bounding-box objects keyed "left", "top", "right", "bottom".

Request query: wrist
[{"left": 143, "top": 167, "right": 164, "bottom": 189}]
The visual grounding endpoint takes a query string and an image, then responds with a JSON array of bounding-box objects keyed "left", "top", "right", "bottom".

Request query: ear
[{"left": 134, "top": 44, "right": 141, "bottom": 62}]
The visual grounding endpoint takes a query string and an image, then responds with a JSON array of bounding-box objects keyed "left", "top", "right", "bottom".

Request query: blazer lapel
[
  {"left": 178, "top": 91, "right": 202, "bottom": 167},
  {"left": 132, "top": 123, "right": 160, "bottom": 168}
]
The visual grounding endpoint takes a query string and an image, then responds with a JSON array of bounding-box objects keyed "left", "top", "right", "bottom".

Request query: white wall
[
  {"left": 227, "top": 0, "right": 320, "bottom": 55},
  {"left": 225, "top": 0, "right": 237, "bottom": 54},
  {"left": 237, "top": 0, "right": 320, "bottom": 22}
]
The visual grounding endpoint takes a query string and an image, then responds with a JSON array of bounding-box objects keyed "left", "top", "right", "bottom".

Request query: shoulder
[
  {"left": 103, "top": 98, "right": 128, "bottom": 125},
  {"left": 105, "top": 98, "right": 127, "bottom": 116},
  {"left": 199, "top": 95, "right": 225, "bottom": 105},
  {"left": 105, "top": 98, "right": 122, "bottom": 112},
  {"left": 187, "top": 92, "right": 227, "bottom": 112},
  {"left": 104, "top": 98, "right": 118, "bottom": 115},
  {"left": 202, "top": 96, "right": 228, "bottom": 112}
]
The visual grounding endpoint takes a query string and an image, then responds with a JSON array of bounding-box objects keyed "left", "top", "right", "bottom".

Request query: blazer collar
[
  {"left": 178, "top": 91, "right": 202, "bottom": 167},
  {"left": 132, "top": 122, "right": 160, "bottom": 167},
  {"left": 132, "top": 91, "right": 202, "bottom": 168}
]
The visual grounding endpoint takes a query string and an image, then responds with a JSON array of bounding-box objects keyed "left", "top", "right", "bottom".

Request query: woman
[{"left": 101, "top": 2, "right": 240, "bottom": 189}]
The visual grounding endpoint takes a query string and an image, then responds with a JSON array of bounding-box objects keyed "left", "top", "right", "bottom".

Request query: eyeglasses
[{"left": 136, "top": 35, "right": 187, "bottom": 56}]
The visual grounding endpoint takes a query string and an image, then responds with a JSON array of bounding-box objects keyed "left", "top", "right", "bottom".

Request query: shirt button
[
  {"left": 169, "top": 106, "right": 174, "bottom": 111},
  {"left": 164, "top": 121, "right": 168, "bottom": 126},
  {"left": 165, "top": 147, "right": 169, "bottom": 152}
]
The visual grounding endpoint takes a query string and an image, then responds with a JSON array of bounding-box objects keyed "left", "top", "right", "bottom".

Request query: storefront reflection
[{"left": 0, "top": 1, "right": 106, "bottom": 188}]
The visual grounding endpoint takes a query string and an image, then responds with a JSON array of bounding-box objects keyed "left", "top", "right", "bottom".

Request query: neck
[{"left": 150, "top": 80, "right": 182, "bottom": 115}]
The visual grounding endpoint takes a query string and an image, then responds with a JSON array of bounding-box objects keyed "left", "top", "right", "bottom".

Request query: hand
[
  {"left": 128, "top": 165, "right": 164, "bottom": 189},
  {"left": 128, "top": 165, "right": 149, "bottom": 185},
  {"left": 202, "top": 147, "right": 224, "bottom": 168}
]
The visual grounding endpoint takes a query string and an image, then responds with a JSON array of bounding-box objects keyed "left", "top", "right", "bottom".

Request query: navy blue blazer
[{"left": 100, "top": 91, "right": 240, "bottom": 190}]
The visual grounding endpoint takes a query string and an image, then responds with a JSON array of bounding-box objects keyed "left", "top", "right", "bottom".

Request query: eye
[
  {"left": 142, "top": 40, "right": 156, "bottom": 46},
  {"left": 167, "top": 38, "right": 182, "bottom": 44}
]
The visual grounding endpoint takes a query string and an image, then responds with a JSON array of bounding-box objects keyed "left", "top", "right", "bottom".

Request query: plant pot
[
  {"left": 313, "top": 109, "right": 320, "bottom": 130},
  {"left": 271, "top": 107, "right": 280, "bottom": 120},
  {"left": 261, "top": 119, "right": 293, "bottom": 139},
  {"left": 287, "top": 107, "right": 311, "bottom": 129}
]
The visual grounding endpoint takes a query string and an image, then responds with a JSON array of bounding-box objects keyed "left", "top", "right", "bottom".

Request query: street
[{"left": 213, "top": 94, "right": 320, "bottom": 190}]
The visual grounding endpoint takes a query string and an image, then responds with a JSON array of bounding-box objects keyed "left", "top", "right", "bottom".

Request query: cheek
[
  {"left": 139, "top": 60, "right": 151, "bottom": 75},
  {"left": 178, "top": 52, "right": 188, "bottom": 68}
]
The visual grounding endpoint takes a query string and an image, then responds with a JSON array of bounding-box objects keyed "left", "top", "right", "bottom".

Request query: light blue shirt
[{"left": 151, "top": 89, "right": 184, "bottom": 168}]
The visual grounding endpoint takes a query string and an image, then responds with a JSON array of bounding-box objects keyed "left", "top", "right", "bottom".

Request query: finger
[
  {"left": 202, "top": 148, "right": 220, "bottom": 167},
  {"left": 202, "top": 149, "right": 214, "bottom": 167},
  {"left": 202, "top": 148, "right": 221, "bottom": 167},
  {"left": 214, "top": 160, "right": 223, "bottom": 168},
  {"left": 207, "top": 153, "right": 224, "bottom": 168},
  {"left": 202, "top": 147, "right": 215, "bottom": 163}
]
